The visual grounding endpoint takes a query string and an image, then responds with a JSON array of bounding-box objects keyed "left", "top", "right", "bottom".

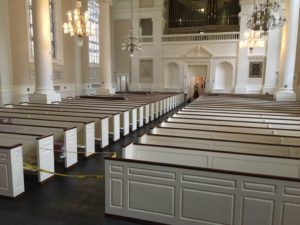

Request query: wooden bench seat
[
  {"left": 0, "top": 132, "right": 54, "bottom": 183},
  {"left": 0, "top": 107, "right": 108, "bottom": 145},
  {"left": 62, "top": 99, "right": 152, "bottom": 125},
  {"left": 138, "top": 133, "right": 300, "bottom": 158},
  {"left": 0, "top": 112, "right": 96, "bottom": 153},
  {"left": 172, "top": 113, "right": 300, "bottom": 125},
  {"left": 0, "top": 123, "right": 77, "bottom": 168},
  {"left": 124, "top": 143, "right": 300, "bottom": 179},
  {"left": 151, "top": 127, "right": 300, "bottom": 146},
  {"left": 168, "top": 117, "right": 300, "bottom": 130},
  {"left": 160, "top": 121, "right": 300, "bottom": 137},
  {"left": 16, "top": 103, "right": 132, "bottom": 135}
]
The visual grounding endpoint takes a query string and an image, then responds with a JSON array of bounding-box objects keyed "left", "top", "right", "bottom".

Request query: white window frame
[
  {"left": 25, "top": 0, "right": 64, "bottom": 65},
  {"left": 88, "top": 0, "right": 100, "bottom": 67}
]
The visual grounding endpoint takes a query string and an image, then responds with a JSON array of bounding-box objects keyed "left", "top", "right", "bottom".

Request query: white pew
[
  {"left": 0, "top": 142, "right": 24, "bottom": 198},
  {"left": 106, "top": 156, "right": 300, "bottom": 225},
  {"left": 173, "top": 114, "right": 300, "bottom": 125},
  {"left": 17, "top": 104, "right": 131, "bottom": 136},
  {"left": 0, "top": 113, "right": 96, "bottom": 153},
  {"left": 168, "top": 117, "right": 300, "bottom": 130},
  {"left": 138, "top": 134, "right": 300, "bottom": 158},
  {"left": 61, "top": 99, "right": 149, "bottom": 126},
  {"left": 0, "top": 108, "right": 108, "bottom": 145},
  {"left": 151, "top": 127, "right": 300, "bottom": 146},
  {"left": 0, "top": 123, "right": 77, "bottom": 168},
  {"left": 0, "top": 133, "right": 54, "bottom": 183},
  {"left": 53, "top": 102, "right": 139, "bottom": 131},
  {"left": 180, "top": 109, "right": 300, "bottom": 120},
  {"left": 160, "top": 121, "right": 300, "bottom": 137},
  {"left": 124, "top": 143, "right": 300, "bottom": 179}
]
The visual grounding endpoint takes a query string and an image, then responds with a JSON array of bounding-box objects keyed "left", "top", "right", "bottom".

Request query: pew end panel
[
  {"left": 130, "top": 108, "right": 137, "bottom": 131},
  {"left": 122, "top": 111, "right": 130, "bottom": 136},
  {"left": 37, "top": 135, "right": 55, "bottom": 183},
  {"left": 64, "top": 128, "right": 78, "bottom": 167},
  {"left": 84, "top": 122, "right": 95, "bottom": 157},
  {"left": 113, "top": 114, "right": 120, "bottom": 142},
  {"left": 138, "top": 106, "right": 144, "bottom": 127},
  {"left": 137, "top": 134, "right": 147, "bottom": 144},
  {"left": 105, "top": 159, "right": 300, "bottom": 225},
  {"left": 0, "top": 145, "right": 25, "bottom": 198},
  {"left": 100, "top": 117, "right": 109, "bottom": 148}
]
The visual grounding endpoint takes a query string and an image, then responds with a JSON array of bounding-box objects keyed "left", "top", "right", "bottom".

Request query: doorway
[
  {"left": 187, "top": 65, "right": 208, "bottom": 98},
  {"left": 116, "top": 74, "right": 129, "bottom": 92}
]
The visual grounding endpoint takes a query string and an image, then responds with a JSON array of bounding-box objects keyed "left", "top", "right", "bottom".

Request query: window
[
  {"left": 88, "top": 0, "right": 100, "bottom": 65},
  {"left": 27, "top": 0, "right": 63, "bottom": 64}
]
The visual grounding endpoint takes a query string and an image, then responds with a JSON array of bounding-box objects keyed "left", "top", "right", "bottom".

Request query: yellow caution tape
[{"left": 23, "top": 163, "right": 105, "bottom": 179}]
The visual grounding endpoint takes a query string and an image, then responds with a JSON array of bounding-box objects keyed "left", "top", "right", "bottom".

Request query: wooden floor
[{"left": 0, "top": 102, "right": 183, "bottom": 225}]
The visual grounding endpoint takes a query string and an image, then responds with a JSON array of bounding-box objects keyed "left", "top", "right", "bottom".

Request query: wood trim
[
  {"left": 166, "top": 121, "right": 300, "bottom": 132},
  {"left": 133, "top": 143, "right": 300, "bottom": 160},
  {"left": 171, "top": 115, "right": 300, "bottom": 126},
  {"left": 105, "top": 158, "right": 300, "bottom": 182},
  {"left": 178, "top": 112, "right": 300, "bottom": 121},
  {"left": 149, "top": 134, "right": 300, "bottom": 147},
  {"left": 0, "top": 143, "right": 22, "bottom": 150},
  {"left": 157, "top": 126, "right": 299, "bottom": 138},
  {"left": 0, "top": 114, "right": 94, "bottom": 125}
]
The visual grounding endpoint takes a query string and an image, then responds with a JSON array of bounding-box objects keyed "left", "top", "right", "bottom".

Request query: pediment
[{"left": 183, "top": 45, "right": 214, "bottom": 58}]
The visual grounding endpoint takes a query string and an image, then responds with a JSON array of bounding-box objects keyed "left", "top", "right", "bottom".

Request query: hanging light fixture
[
  {"left": 245, "top": 30, "right": 265, "bottom": 53},
  {"left": 121, "top": 0, "right": 142, "bottom": 57},
  {"left": 63, "top": 0, "right": 93, "bottom": 46},
  {"left": 246, "top": 0, "right": 286, "bottom": 34}
]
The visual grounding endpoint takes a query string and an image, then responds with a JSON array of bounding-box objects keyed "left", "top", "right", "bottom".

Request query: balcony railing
[
  {"left": 161, "top": 32, "right": 240, "bottom": 43},
  {"left": 139, "top": 35, "right": 154, "bottom": 43}
]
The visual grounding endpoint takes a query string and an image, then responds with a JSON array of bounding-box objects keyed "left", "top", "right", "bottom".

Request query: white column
[
  {"left": 263, "top": 28, "right": 281, "bottom": 95},
  {"left": 152, "top": 17, "right": 164, "bottom": 91},
  {"left": 98, "top": 0, "right": 115, "bottom": 94},
  {"left": 29, "top": 0, "right": 61, "bottom": 103},
  {"left": 275, "top": 0, "right": 300, "bottom": 101},
  {"left": 129, "top": 0, "right": 141, "bottom": 91},
  {"left": 235, "top": 0, "right": 253, "bottom": 94},
  {"left": 0, "top": 0, "right": 13, "bottom": 105}
]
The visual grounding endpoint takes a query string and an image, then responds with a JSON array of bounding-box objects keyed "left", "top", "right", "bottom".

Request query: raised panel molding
[
  {"left": 281, "top": 202, "right": 300, "bottom": 225},
  {"left": 128, "top": 181, "right": 175, "bottom": 216},
  {"left": 181, "top": 188, "right": 234, "bottom": 225},
  {"left": 0, "top": 164, "right": 9, "bottom": 191},
  {"left": 110, "top": 178, "right": 123, "bottom": 208},
  {"left": 241, "top": 197, "right": 274, "bottom": 225}
]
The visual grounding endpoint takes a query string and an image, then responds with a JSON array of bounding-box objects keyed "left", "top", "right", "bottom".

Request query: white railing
[
  {"left": 139, "top": 35, "right": 154, "bottom": 43},
  {"left": 162, "top": 32, "right": 240, "bottom": 43}
]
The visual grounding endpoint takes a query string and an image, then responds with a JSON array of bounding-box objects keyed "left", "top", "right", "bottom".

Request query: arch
[
  {"left": 164, "top": 62, "right": 181, "bottom": 89},
  {"left": 214, "top": 62, "right": 233, "bottom": 92}
]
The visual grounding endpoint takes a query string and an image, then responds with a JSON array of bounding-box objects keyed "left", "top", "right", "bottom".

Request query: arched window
[{"left": 88, "top": 0, "right": 100, "bottom": 65}]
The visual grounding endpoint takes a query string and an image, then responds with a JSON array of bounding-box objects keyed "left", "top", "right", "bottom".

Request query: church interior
[{"left": 0, "top": 0, "right": 300, "bottom": 225}]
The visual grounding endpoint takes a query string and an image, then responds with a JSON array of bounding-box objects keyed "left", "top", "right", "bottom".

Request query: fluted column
[
  {"left": 29, "top": 0, "right": 60, "bottom": 103},
  {"left": 275, "top": 0, "right": 300, "bottom": 101},
  {"left": 99, "top": 0, "right": 115, "bottom": 94}
]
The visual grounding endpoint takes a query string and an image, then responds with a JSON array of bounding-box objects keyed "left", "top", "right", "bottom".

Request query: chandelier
[
  {"left": 63, "top": 0, "right": 92, "bottom": 46},
  {"left": 246, "top": 0, "right": 286, "bottom": 34},
  {"left": 121, "top": 0, "right": 142, "bottom": 57}
]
